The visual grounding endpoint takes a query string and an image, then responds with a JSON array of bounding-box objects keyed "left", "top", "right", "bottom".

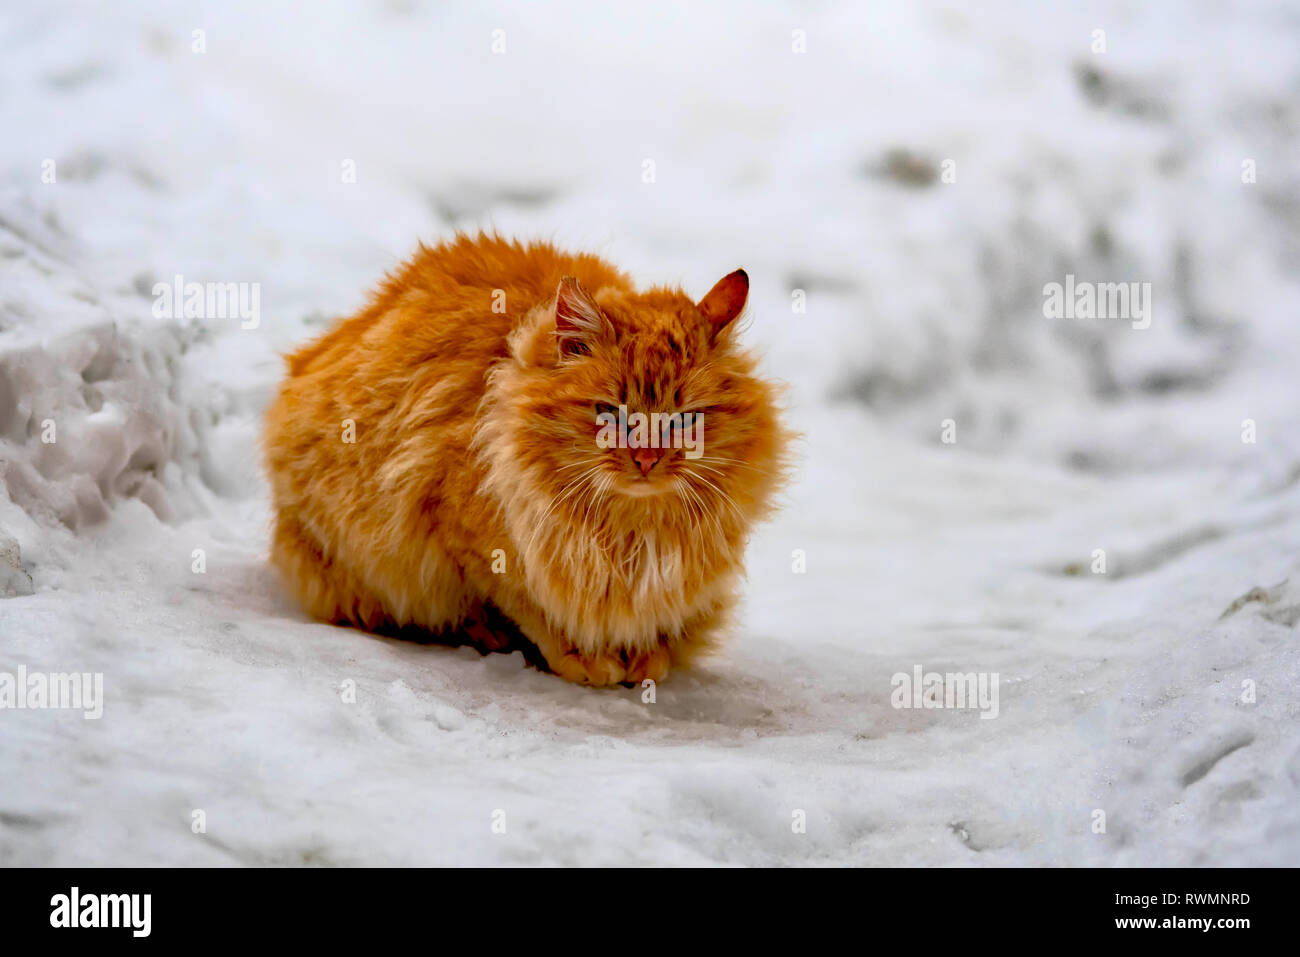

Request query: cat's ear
[
  {"left": 554, "top": 276, "right": 610, "bottom": 359},
  {"left": 697, "top": 269, "right": 749, "bottom": 336}
]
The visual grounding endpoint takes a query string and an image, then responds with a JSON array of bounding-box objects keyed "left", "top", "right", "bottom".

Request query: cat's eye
[{"left": 667, "top": 411, "right": 699, "bottom": 429}]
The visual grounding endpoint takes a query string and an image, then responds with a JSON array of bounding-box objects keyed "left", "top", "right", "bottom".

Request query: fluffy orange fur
[{"left": 263, "top": 232, "right": 789, "bottom": 686}]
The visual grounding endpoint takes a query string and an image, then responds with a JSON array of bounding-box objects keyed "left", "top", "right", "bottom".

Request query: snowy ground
[{"left": 2, "top": 1, "right": 1299, "bottom": 866}]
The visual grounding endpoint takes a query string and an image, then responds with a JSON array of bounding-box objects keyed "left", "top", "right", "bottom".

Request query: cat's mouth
[{"left": 616, "top": 475, "right": 674, "bottom": 498}]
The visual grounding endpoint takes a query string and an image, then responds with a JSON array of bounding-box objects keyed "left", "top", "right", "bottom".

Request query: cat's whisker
[
  {"left": 688, "top": 461, "right": 730, "bottom": 481},
  {"left": 672, "top": 483, "right": 699, "bottom": 542},
  {"left": 526, "top": 464, "right": 605, "bottom": 554},
  {"left": 684, "top": 470, "right": 745, "bottom": 528},
  {"left": 680, "top": 474, "right": 735, "bottom": 549},
  {"left": 574, "top": 469, "right": 612, "bottom": 524},
  {"left": 677, "top": 475, "right": 721, "bottom": 546},
  {"left": 676, "top": 478, "right": 707, "bottom": 546},
  {"left": 696, "top": 455, "right": 764, "bottom": 474},
  {"left": 693, "top": 472, "right": 743, "bottom": 516}
]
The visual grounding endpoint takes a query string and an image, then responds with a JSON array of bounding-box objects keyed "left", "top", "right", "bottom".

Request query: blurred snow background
[{"left": 2, "top": 0, "right": 1298, "bottom": 865}]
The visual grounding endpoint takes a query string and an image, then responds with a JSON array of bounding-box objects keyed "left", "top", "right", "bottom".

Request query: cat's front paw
[
  {"left": 548, "top": 647, "right": 629, "bottom": 687},
  {"left": 622, "top": 644, "right": 671, "bottom": 685},
  {"left": 543, "top": 642, "right": 671, "bottom": 688}
]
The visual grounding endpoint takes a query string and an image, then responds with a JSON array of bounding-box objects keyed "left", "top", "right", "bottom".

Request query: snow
[{"left": 2, "top": 0, "right": 1299, "bottom": 865}]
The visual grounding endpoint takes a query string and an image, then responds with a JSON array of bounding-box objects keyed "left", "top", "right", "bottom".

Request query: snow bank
[{"left": 0, "top": 195, "right": 227, "bottom": 590}]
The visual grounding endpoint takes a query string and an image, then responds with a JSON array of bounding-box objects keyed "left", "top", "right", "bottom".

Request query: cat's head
[{"left": 484, "top": 269, "right": 787, "bottom": 533}]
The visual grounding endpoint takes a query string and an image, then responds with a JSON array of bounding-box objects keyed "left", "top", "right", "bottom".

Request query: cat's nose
[{"left": 631, "top": 447, "right": 662, "bottom": 476}]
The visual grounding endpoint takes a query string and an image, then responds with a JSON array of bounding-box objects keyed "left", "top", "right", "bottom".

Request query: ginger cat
[{"left": 263, "top": 232, "right": 788, "bottom": 686}]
